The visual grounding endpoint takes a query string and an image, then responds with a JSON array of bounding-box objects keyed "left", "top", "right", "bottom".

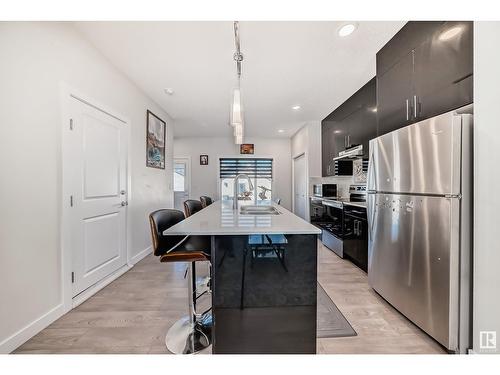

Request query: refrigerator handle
[
  {"left": 367, "top": 141, "right": 376, "bottom": 191},
  {"left": 368, "top": 195, "right": 376, "bottom": 240},
  {"left": 413, "top": 95, "right": 418, "bottom": 119}
]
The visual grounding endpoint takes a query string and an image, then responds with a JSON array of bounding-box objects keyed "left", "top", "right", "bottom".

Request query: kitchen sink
[{"left": 239, "top": 205, "right": 281, "bottom": 215}]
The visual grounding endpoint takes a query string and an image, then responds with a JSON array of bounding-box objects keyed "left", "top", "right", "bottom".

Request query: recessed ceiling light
[
  {"left": 439, "top": 26, "right": 463, "bottom": 41},
  {"left": 370, "top": 107, "right": 378, "bottom": 113},
  {"left": 278, "top": 129, "right": 285, "bottom": 133},
  {"left": 334, "top": 130, "right": 342, "bottom": 134},
  {"left": 164, "top": 88, "right": 174, "bottom": 95},
  {"left": 338, "top": 23, "right": 357, "bottom": 37},
  {"left": 292, "top": 105, "right": 301, "bottom": 110}
]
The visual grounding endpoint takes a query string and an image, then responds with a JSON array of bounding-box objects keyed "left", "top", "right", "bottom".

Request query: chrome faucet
[{"left": 233, "top": 174, "right": 254, "bottom": 210}]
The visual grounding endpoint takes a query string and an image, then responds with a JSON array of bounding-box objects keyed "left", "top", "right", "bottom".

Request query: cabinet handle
[
  {"left": 406, "top": 99, "right": 410, "bottom": 121},
  {"left": 413, "top": 95, "right": 418, "bottom": 119}
]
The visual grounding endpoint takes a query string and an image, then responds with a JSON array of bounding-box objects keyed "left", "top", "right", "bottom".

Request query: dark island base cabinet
[
  {"left": 376, "top": 21, "right": 473, "bottom": 137},
  {"left": 211, "top": 234, "right": 318, "bottom": 354}
]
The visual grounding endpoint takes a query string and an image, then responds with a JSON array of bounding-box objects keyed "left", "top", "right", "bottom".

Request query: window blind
[{"left": 219, "top": 158, "right": 273, "bottom": 179}]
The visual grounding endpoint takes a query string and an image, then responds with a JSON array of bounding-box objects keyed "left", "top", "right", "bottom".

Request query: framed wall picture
[
  {"left": 240, "top": 143, "right": 254, "bottom": 154},
  {"left": 200, "top": 155, "right": 208, "bottom": 165},
  {"left": 146, "top": 110, "right": 166, "bottom": 169}
]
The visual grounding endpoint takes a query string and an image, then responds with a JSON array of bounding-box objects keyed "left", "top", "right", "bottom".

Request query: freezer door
[
  {"left": 368, "top": 110, "right": 463, "bottom": 195},
  {"left": 367, "top": 193, "right": 460, "bottom": 350}
]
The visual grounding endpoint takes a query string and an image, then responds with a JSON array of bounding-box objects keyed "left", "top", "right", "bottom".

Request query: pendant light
[{"left": 230, "top": 21, "right": 245, "bottom": 144}]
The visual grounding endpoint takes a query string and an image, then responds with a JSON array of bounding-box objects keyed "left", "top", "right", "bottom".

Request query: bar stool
[
  {"left": 240, "top": 234, "right": 288, "bottom": 309},
  {"left": 200, "top": 196, "right": 213, "bottom": 208},
  {"left": 183, "top": 199, "right": 203, "bottom": 217},
  {"left": 149, "top": 209, "right": 212, "bottom": 354}
]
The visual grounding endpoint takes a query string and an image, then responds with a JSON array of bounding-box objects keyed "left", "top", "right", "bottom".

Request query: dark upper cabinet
[
  {"left": 414, "top": 21, "right": 473, "bottom": 120},
  {"left": 376, "top": 50, "right": 415, "bottom": 136},
  {"left": 321, "top": 118, "right": 347, "bottom": 176},
  {"left": 376, "top": 21, "right": 473, "bottom": 136},
  {"left": 350, "top": 78, "right": 378, "bottom": 154},
  {"left": 321, "top": 78, "right": 377, "bottom": 177}
]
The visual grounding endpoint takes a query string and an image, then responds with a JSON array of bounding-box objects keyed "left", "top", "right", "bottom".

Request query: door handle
[
  {"left": 121, "top": 201, "right": 128, "bottom": 206},
  {"left": 405, "top": 99, "right": 410, "bottom": 121}
]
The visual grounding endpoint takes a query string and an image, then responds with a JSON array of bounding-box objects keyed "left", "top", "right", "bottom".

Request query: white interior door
[
  {"left": 173, "top": 158, "right": 190, "bottom": 211},
  {"left": 69, "top": 97, "right": 128, "bottom": 297},
  {"left": 293, "top": 154, "right": 307, "bottom": 220}
]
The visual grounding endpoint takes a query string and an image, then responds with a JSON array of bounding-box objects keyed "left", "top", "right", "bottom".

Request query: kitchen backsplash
[
  {"left": 310, "top": 159, "right": 367, "bottom": 199},
  {"left": 310, "top": 176, "right": 353, "bottom": 198}
]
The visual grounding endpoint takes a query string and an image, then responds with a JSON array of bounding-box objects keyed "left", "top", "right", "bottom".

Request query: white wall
[
  {"left": 174, "top": 136, "right": 292, "bottom": 210},
  {"left": 473, "top": 21, "right": 500, "bottom": 354},
  {"left": 0, "top": 22, "right": 174, "bottom": 352},
  {"left": 291, "top": 121, "right": 322, "bottom": 212},
  {"left": 291, "top": 121, "right": 321, "bottom": 178}
]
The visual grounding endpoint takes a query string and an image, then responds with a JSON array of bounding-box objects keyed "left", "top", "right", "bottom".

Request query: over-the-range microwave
[{"left": 313, "top": 184, "right": 337, "bottom": 198}]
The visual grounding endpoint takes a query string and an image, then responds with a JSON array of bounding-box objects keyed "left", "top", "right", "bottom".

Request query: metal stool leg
[{"left": 165, "top": 261, "right": 211, "bottom": 354}]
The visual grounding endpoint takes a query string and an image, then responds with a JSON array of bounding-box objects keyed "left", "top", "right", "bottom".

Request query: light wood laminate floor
[{"left": 14, "top": 242, "right": 445, "bottom": 354}]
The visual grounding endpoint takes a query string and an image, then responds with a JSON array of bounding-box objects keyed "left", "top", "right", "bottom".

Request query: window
[
  {"left": 173, "top": 162, "right": 186, "bottom": 192},
  {"left": 219, "top": 158, "right": 273, "bottom": 204}
]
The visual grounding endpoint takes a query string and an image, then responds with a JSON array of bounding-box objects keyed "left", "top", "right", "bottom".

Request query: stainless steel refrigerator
[{"left": 367, "top": 109, "right": 472, "bottom": 353}]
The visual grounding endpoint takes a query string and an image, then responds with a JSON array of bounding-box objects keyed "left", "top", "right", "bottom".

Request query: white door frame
[
  {"left": 292, "top": 152, "right": 309, "bottom": 220},
  {"left": 59, "top": 83, "right": 132, "bottom": 313},
  {"left": 173, "top": 156, "right": 192, "bottom": 204}
]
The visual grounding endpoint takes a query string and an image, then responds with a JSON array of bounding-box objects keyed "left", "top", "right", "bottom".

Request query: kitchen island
[{"left": 164, "top": 200, "right": 321, "bottom": 354}]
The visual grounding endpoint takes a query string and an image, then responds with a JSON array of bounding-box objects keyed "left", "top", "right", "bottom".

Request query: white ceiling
[{"left": 74, "top": 21, "right": 405, "bottom": 138}]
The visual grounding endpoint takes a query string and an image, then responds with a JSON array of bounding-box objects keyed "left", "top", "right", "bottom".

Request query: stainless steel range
[{"left": 317, "top": 184, "right": 367, "bottom": 260}]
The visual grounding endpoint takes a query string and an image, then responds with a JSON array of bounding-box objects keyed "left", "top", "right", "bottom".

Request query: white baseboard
[
  {"left": 72, "top": 264, "right": 131, "bottom": 308},
  {"left": 130, "top": 246, "right": 152, "bottom": 265},
  {"left": 0, "top": 304, "right": 65, "bottom": 354},
  {"left": 1, "top": 248, "right": 151, "bottom": 354}
]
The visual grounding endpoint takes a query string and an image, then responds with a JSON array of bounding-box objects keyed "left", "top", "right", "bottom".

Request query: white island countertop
[{"left": 163, "top": 200, "right": 321, "bottom": 236}]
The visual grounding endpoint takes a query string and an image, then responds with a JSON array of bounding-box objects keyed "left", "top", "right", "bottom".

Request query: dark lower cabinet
[
  {"left": 342, "top": 205, "right": 368, "bottom": 273},
  {"left": 211, "top": 234, "right": 317, "bottom": 354},
  {"left": 376, "top": 21, "right": 473, "bottom": 137}
]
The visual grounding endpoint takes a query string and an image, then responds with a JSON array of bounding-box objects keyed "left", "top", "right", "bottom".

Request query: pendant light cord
[{"left": 233, "top": 21, "right": 243, "bottom": 79}]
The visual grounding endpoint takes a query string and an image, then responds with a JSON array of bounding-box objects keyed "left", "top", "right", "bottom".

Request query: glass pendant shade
[
  {"left": 233, "top": 122, "right": 243, "bottom": 136},
  {"left": 230, "top": 88, "right": 243, "bottom": 126}
]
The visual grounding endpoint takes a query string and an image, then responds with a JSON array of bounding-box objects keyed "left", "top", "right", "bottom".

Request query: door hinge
[
  {"left": 70, "top": 195, "right": 73, "bottom": 207},
  {"left": 69, "top": 118, "right": 74, "bottom": 130},
  {"left": 71, "top": 272, "right": 75, "bottom": 283}
]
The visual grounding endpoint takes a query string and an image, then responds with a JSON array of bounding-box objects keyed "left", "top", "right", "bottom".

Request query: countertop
[{"left": 163, "top": 200, "right": 321, "bottom": 236}]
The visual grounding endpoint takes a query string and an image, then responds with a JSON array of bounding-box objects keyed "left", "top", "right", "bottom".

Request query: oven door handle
[{"left": 350, "top": 209, "right": 366, "bottom": 216}]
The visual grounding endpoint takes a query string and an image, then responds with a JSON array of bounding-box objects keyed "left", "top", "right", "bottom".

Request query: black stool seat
[
  {"left": 200, "top": 196, "right": 213, "bottom": 208},
  {"left": 184, "top": 199, "right": 203, "bottom": 217}
]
